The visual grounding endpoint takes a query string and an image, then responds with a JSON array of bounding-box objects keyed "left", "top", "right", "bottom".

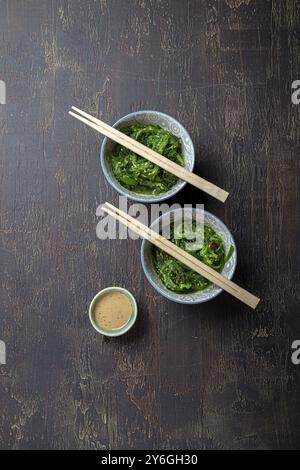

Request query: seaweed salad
[
  {"left": 153, "top": 221, "right": 234, "bottom": 293},
  {"left": 110, "top": 124, "right": 184, "bottom": 195}
]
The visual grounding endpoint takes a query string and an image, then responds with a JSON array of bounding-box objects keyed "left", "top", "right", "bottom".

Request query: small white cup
[{"left": 89, "top": 287, "right": 138, "bottom": 337}]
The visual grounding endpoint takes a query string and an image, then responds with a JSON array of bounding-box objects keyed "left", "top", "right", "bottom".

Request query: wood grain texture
[{"left": 0, "top": 0, "right": 299, "bottom": 450}]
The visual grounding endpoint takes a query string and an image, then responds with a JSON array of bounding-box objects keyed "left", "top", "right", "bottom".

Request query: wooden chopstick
[
  {"left": 69, "top": 106, "right": 229, "bottom": 203},
  {"left": 102, "top": 203, "right": 259, "bottom": 308},
  {"left": 103, "top": 203, "right": 236, "bottom": 290},
  {"left": 101, "top": 202, "right": 260, "bottom": 309},
  {"left": 102, "top": 203, "right": 257, "bottom": 306}
]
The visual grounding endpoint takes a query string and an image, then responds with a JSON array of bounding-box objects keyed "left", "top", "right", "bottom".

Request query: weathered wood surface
[{"left": 0, "top": 0, "right": 299, "bottom": 450}]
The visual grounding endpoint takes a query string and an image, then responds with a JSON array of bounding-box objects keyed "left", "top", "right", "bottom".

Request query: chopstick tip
[{"left": 220, "top": 190, "right": 230, "bottom": 203}]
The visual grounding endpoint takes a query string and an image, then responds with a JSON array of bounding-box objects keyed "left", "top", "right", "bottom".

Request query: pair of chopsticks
[
  {"left": 69, "top": 106, "right": 229, "bottom": 203},
  {"left": 101, "top": 202, "right": 260, "bottom": 309}
]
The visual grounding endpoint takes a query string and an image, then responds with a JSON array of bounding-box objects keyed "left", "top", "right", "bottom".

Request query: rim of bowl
[
  {"left": 100, "top": 110, "right": 195, "bottom": 203},
  {"left": 140, "top": 208, "right": 237, "bottom": 305},
  {"left": 89, "top": 287, "right": 138, "bottom": 337}
]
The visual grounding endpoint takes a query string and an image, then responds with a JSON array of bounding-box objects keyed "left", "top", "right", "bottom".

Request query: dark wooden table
[{"left": 0, "top": 0, "right": 299, "bottom": 450}]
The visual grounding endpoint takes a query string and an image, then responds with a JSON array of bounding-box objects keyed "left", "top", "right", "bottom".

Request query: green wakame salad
[
  {"left": 153, "top": 221, "right": 234, "bottom": 293},
  {"left": 110, "top": 124, "right": 184, "bottom": 195}
]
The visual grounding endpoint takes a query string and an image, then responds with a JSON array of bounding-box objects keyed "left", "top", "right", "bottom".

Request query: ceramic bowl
[
  {"left": 89, "top": 287, "right": 137, "bottom": 337},
  {"left": 141, "top": 208, "right": 237, "bottom": 304},
  {"left": 100, "top": 110, "right": 195, "bottom": 203}
]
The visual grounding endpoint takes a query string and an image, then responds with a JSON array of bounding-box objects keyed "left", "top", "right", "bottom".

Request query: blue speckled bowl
[
  {"left": 141, "top": 208, "right": 237, "bottom": 304},
  {"left": 100, "top": 110, "right": 195, "bottom": 203}
]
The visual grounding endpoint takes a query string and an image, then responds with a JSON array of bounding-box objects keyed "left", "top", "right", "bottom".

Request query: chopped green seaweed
[
  {"left": 110, "top": 124, "right": 184, "bottom": 195},
  {"left": 153, "top": 221, "right": 234, "bottom": 293}
]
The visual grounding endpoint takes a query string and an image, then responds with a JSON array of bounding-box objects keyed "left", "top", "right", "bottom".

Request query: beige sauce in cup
[{"left": 94, "top": 292, "right": 132, "bottom": 330}]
